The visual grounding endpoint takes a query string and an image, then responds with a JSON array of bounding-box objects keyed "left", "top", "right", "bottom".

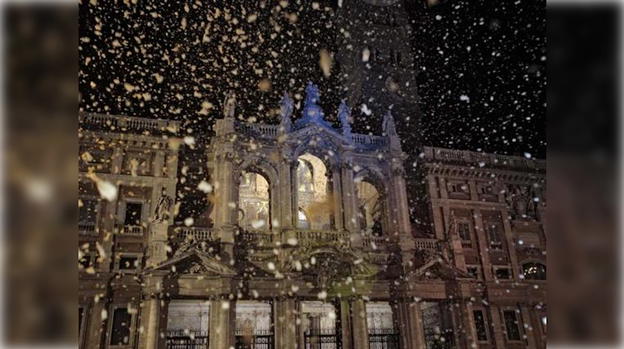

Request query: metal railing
[{"left": 165, "top": 330, "right": 208, "bottom": 349}]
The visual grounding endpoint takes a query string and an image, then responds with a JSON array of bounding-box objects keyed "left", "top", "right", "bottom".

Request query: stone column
[
  {"left": 213, "top": 152, "right": 237, "bottom": 256},
  {"left": 340, "top": 163, "right": 359, "bottom": 235},
  {"left": 396, "top": 301, "right": 426, "bottom": 349},
  {"left": 137, "top": 297, "right": 162, "bottom": 349},
  {"left": 209, "top": 299, "right": 236, "bottom": 349},
  {"left": 339, "top": 300, "right": 353, "bottom": 349},
  {"left": 274, "top": 298, "right": 297, "bottom": 349},
  {"left": 389, "top": 164, "right": 411, "bottom": 235},
  {"left": 278, "top": 161, "right": 294, "bottom": 230},
  {"left": 84, "top": 300, "right": 106, "bottom": 349},
  {"left": 520, "top": 305, "right": 538, "bottom": 349},
  {"left": 351, "top": 299, "right": 369, "bottom": 349},
  {"left": 330, "top": 165, "right": 345, "bottom": 232},
  {"left": 489, "top": 306, "right": 506, "bottom": 349}
]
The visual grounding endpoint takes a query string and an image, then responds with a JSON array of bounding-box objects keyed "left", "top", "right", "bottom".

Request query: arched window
[
  {"left": 296, "top": 154, "right": 332, "bottom": 230},
  {"left": 522, "top": 262, "right": 546, "bottom": 280},
  {"left": 297, "top": 208, "right": 310, "bottom": 229},
  {"left": 355, "top": 180, "right": 384, "bottom": 236},
  {"left": 238, "top": 172, "right": 270, "bottom": 231}
]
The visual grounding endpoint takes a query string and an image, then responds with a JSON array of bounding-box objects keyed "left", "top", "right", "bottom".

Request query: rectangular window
[
  {"left": 457, "top": 222, "right": 471, "bottom": 242},
  {"left": 79, "top": 307, "right": 84, "bottom": 333},
  {"left": 473, "top": 310, "right": 488, "bottom": 341},
  {"left": 494, "top": 267, "right": 512, "bottom": 280},
  {"left": 486, "top": 224, "right": 503, "bottom": 249},
  {"left": 503, "top": 310, "right": 522, "bottom": 341},
  {"left": 466, "top": 266, "right": 481, "bottom": 279},
  {"left": 124, "top": 202, "right": 142, "bottom": 226},
  {"left": 110, "top": 307, "right": 132, "bottom": 346},
  {"left": 79, "top": 255, "right": 92, "bottom": 270},
  {"left": 118, "top": 256, "right": 139, "bottom": 270},
  {"left": 79, "top": 199, "right": 98, "bottom": 224}
]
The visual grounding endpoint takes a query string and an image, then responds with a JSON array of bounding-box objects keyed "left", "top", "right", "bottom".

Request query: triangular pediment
[
  {"left": 410, "top": 256, "right": 472, "bottom": 281},
  {"left": 290, "top": 123, "right": 351, "bottom": 149},
  {"left": 150, "top": 247, "right": 236, "bottom": 276}
]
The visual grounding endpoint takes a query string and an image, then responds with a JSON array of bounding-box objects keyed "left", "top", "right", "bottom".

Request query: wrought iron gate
[
  {"left": 235, "top": 329, "right": 274, "bottom": 349},
  {"left": 304, "top": 329, "right": 341, "bottom": 349},
  {"left": 166, "top": 330, "right": 209, "bottom": 349},
  {"left": 368, "top": 329, "right": 400, "bottom": 349}
]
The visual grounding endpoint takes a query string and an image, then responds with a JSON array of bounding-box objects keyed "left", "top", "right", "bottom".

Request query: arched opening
[
  {"left": 356, "top": 178, "right": 385, "bottom": 236},
  {"left": 238, "top": 171, "right": 270, "bottom": 231},
  {"left": 296, "top": 153, "right": 333, "bottom": 230},
  {"left": 522, "top": 262, "right": 546, "bottom": 280}
]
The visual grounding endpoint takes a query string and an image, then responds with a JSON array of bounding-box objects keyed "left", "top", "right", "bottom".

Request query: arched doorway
[
  {"left": 296, "top": 153, "right": 333, "bottom": 230},
  {"left": 356, "top": 179, "right": 385, "bottom": 236},
  {"left": 238, "top": 171, "right": 271, "bottom": 231}
]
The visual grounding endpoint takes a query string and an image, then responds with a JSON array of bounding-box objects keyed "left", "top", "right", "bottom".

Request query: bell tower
[{"left": 335, "top": 0, "right": 423, "bottom": 133}]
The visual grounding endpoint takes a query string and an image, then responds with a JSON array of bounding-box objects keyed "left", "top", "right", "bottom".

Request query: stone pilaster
[
  {"left": 473, "top": 210, "right": 494, "bottom": 281},
  {"left": 147, "top": 222, "right": 169, "bottom": 268},
  {"left": 274, "top": 298, "right": 297, "bottom": 349},
  {"left": 501, "top": 209, "right": 521, "bottom": 279},
  {"left": 209, "top": 299, "right": 236, "bottom": 349},
  {"left": 396, "top": 301, "right": 426, "bottom": 349},
  {"left": 520, "top": 305, "right": 538, "bottom": 349},
  {"left": 339, "top": 300, "right": 353, "bottom": 349},
  {"left": 84, "top": 300, "right": 106, "bottom": 349},
  {"left": 489, "top": 306, "right": 506, "bottom": 349},
  {"left": 461, "top": 301, "right": 479, "bottom": 349},
  {"left": 137, "top": 297, "right": 163, "bottom": 349},
  {"left": 351, "top": 299, "right": 369, "bottom": 349}
]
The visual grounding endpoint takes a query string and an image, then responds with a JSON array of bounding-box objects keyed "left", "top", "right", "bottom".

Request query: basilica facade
[{"left": 79, "top": 80, "right": 546, "bottom": 349}]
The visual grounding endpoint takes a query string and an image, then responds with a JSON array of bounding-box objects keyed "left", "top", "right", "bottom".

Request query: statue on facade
[
  {"left": 154, "top": 189, "right": 174, "bottom": 222},
  {"left": 338, "top": 99, "right": 352, "bottom": 136},
  {"left": 223, "top": 90, "right": 237, "bottom": 118},
  {"left": 506, "top": 185, "right": 536, "bottom": 220},
  {"left": 297, "top": 81, "right": 331, "bottom": 128},
  {"left": 279, "top": 91, "right": 294, "bottom": 132},
  {"left": 382, "top": 109, "right": 398, "bottom": 137}
]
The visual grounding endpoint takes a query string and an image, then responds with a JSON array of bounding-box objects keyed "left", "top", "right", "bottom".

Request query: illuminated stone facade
[{"left": 79, "top": 82, "right": 546, "bottom": 349}]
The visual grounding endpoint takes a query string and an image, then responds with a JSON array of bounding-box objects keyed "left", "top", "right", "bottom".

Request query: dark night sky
[{"left": 79, "top": 0, "right": 546, "bottom": 158}]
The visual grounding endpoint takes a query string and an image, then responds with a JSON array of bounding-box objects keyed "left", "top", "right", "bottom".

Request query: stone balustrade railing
[
  {"left": 174, "top": 227, "right": 215, "bottom": 241},
  {"left": 79, "top": 113, "right": 180, "bottom": 134},
  {"left": 362, "top": 236, "right": 391, "bottom": 249},
  {"left": 351, "top": 134, "right": 388, "bottom": 148},
  {"left": 79, "top": 223, "right": 97, "bottom": 235},
  {"left": 423, "top": 146, "right": 545, "bottom": 170},
  {"left": 414, "top": 238, "right": 440, "bottom": 252},
  {"left": 235, "top": 122, "right": 280, "bottom": 138},
  {"left": 291, "top": 230, "right": 350, "bottom": 246}
]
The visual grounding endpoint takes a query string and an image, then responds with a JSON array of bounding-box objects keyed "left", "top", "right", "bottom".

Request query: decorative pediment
[
  {"left": 409, "top": 255, "right": 472, "bottom": 281},
  {"left": 149, "top": 247, "right": 236, "bottom": 277}
]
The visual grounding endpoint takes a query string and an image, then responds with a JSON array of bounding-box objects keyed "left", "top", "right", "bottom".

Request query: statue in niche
[
  {"left": 382, "top": 108, "right": 398, "bottom": 137},
  {"left": 223, "top": 90, "right": 237, "bottom": 118},
  {"left": 338, "top": 99, "right": 352, "bottom": 136},
  {"left": 154, "top": 189, "right": 174, "bottom": 222},
  {"left": 279, "top": 91, "right": 294, "bottom": 131},
  {"left": 506, "top": 185, "right": 536, "bottom": 220}
]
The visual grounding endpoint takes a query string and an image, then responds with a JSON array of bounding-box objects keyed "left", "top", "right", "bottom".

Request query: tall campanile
[
  {"left": 335, "top": 0, "right": 428, "bottom": 228},
  {"left": 335, "top": 0, "right": 423, "bottom": 135}
]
